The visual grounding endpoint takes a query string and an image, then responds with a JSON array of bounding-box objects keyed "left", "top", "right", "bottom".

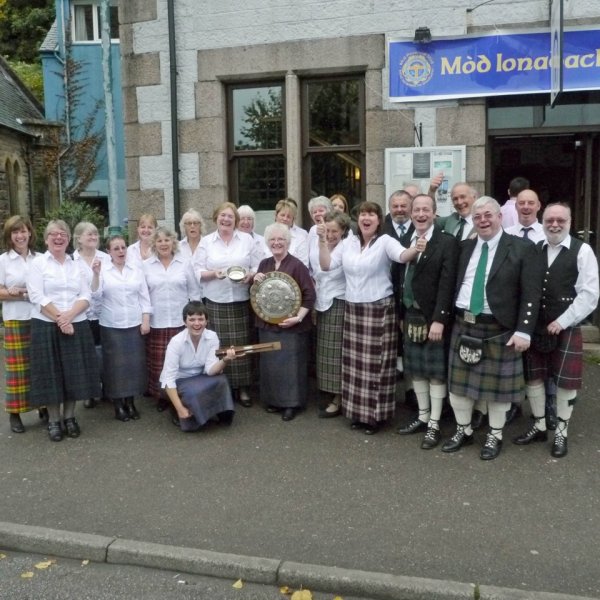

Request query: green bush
[{"left": 35, "top": 200, "right": 107, "bottom": 253}]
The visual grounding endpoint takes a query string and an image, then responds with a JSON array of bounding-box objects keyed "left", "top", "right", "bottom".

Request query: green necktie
[
  {"left": 456, "top": 217, "right": 466, "bottom": 240},
  {"left": 469, "top": 242, "right": 488, "bottom": 316},
  {"left": 403, "top": 262, "right": 415, "bottom": 309}
]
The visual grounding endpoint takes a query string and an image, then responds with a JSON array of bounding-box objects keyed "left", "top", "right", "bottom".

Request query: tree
[
  {"left": 0, "top": 0, "right": 54, "bottom": 63},
  {"left": 237, "top": 87, "right": 282, "bottom": 150}
]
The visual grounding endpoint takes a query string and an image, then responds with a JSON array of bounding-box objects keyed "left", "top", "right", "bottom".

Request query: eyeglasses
[
  {"left": 185, "top": 221, "right": 201, "bottom": 226},
  {"left": 543, "top": 218, "right": 568, "bottom": 225},
  {"left": 48, "top": 232, "right": 68, "bottom": 239}
]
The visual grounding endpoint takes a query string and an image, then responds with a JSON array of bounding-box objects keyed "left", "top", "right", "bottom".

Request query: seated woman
[{"left": 160, "top": 301, "right": 239, "bottom": 432}]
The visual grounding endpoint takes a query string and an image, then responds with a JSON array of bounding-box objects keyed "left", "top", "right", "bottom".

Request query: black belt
[{"left": 455, "top": 308, "right": 497, "bottom": 325}]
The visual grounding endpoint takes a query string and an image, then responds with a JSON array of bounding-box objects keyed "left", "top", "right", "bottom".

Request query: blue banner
[{"left": 389, "top": 29, "right": 600, "bottom": 102}]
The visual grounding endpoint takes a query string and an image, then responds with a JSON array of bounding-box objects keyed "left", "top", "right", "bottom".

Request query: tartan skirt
[
  {"left": 101, "top": 326, "right": 147, "bottom": 398},
  {"left": 176, "top": 373, "right": 234, "bottom": 431},
  {"left": 524, "top": 326, "right": 583, "bottom": 390},
  {"left": 4, "top": 320, "right": 32, "bottom": 413},
  {"left": 342, "top": 297, "right": 398, "bottom": 426},
  {"left": 204, "top": 299, "right": 254, "bottom": 389},
  {"left": 29, "top": 319, "right": 101, "bottom": 406},
  {"left": 316, "top": 298, "right": 344, "bottom": 394},
  {"left": 259, "top": 329, "right": 309, "bottom": 408},
  {"left": 146, "top": 326, "right": 184, "bottom": 399},
  {"left": 448, "top": 317, "right": 525, "bottom": 404},
  {"left": 403, "top": 310, "right": 449, "bottom": 382}
]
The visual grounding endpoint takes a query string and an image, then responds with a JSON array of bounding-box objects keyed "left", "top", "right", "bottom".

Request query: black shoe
[
  {"left": 38, "top": 407, "right": 49, "bottom": 423},
  {"left": 9, "top": 414, "right": 25, "bottom": 433},
  {"left": 64, "top": 417, "right": 81, "bottom": 438},
  {"left": 421, "top": 427, "right": 441, "bottom": 449},
  {"left": 350, "top": 421, "right": 365, "bottom": 430},
  {"left": 505, "top": 403, "right": 522, "bottom": 425},
  {"left": 265, "top": 405, "right": 280, "bottom": 413},
  {"left": 551, "top": 433, "right": 568, "bottom": 458},
  {"left": 114, "top": 399, "right": 130, "bottom": 422},
  {"left": 236, "top": 389, "right": 253, "bottom": 408},
  {"left": 156, "top": 397, "right": 169, "bottom": 412},
  {"left": 471, "top": 410, "right": 487, "bottom": 430},
  {"left": 48, "top": 421, "right": 63, "bottom": 442},
  {"left": 480, "top": 434, "right": 502, "bottom": 460},
  {"left": 282, "top": 408, "right": 296, "bottom": 421},
  {"left": 364, "top": 423, "right": 379, "bottom": 435},
  {"left": 513, "top": 422, "right": 548, "bottom": 445},
  {"left": 84, "top": 398, "right": 97, "bottom": 409},
  {"left": 397, "top": 417, "right": 427, "bottom": 435},
  {"left": 442, "top": 427, "right": 474, "bottom": 453},
  {"left": 124, "top": 397, "right": 140, "bottom": 420},
  {"left": 217, "top": 410, "right": 234, "bottom": 426},
  {"left": 319, "top": 402, "right": 342, "bottom": 418}
]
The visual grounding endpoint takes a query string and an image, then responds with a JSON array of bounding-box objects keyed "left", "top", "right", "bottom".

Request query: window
[
  {"left": 72, "top": 1, "right": 119, "bottom": 42},
  {"left": 302, "top": 76, "right": 365, "bottom": 216},
  {"left": 228, "top": 83, "right": 285, "bottom": 211}
]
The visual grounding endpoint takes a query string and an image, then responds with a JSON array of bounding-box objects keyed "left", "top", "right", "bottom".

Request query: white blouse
[
  {"left": 143, "top": 253, "right": 198, "bottom": 328},
  {"left": 308, "top": 236, "right": 346, "bottom": 312},
  {"left": 195, "top": 230, "right": 262, "bottom": 302},
  {"left": 73, "top": 249, "right": 110, "bottom": 321},
  {"left": 27, "top": 251, "right": 91, "bottom": 323},
  {"left": 94, "top": 261, "right": 152, "bottom": 328},
  {"left": 160, "top": 328, "right": 221, "bottom": 388},
  {"left": 329, "top": 234, "right": 406, "bottom": 303},
  {"left": 0, "top": 249, "right": 37, "bottom": 321}
]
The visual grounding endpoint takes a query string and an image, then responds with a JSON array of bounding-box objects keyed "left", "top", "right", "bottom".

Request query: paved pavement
[{"left": 1, "top": 345, "right": 600, "bottom": 600}]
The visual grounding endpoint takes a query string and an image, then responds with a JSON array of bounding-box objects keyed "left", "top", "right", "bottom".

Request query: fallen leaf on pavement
[
  {"left": 81, "top": 560, "right": 90, "bottom": 566},
  {"left": 232, "top": 578, "right": 243, "bottom": 589},
  {"left": 0, "top": 554, "right": 6, "bottom": 560},
  {"left": 291, "top": 590, "right": 313, "bottom": 600},
  {"left": 280, "top": 586, "right": 293, "bottom": 595},
  {"left": 21, "top": 572, "right": 34, "bottom": 578},
  {"left": 34, "top": 561, "right": 53, "bottom": 570}
]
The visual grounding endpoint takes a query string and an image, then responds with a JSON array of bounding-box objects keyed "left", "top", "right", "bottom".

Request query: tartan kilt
[
  {"left": 146, "top": 326, "right": 184, "bottom": 399},
  {"left": 448, "top": 317, "right": 525, "bottom": 404},
  {"left": 4, "top": 320, "right": 32, "bottom": 413},
  {"left": 342, "top": 296, "right": 398, "bottom": 426},
  {"left": 524, "top": 326, "right": 582, "bottom": 390},
  {"left": 204, "top": 299, "right": 254, "bottom": 388},
  {"left": 316, "top": 297, "right": 344, "bottom": 394},
  {"left": 101, "top": 326, "right": 147, "bottom": 398},
  {"left": 403, "top": 309, "right": 449, "bottom": 382},
  {"left": 29, "top": 319, "right": 101, "bottom": 406}
]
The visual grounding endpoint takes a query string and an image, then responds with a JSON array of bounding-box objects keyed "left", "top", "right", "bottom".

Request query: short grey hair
[
  {"left": 307, "top": 195, "right": 332, "bottom": 215},
  {"left": 151, "top": 226, "right": 180, "bottom": 255},
  {"left": 179, "top": 209, "right": 204, "bottom": 236},
  {"left": 73, "top": 221, "right": 99, "bottom": 250},
  {"left": 264, "top": 222, "right": 291, "bottom": 244},
  {"left": 237, "top": 205, "right": 256, "bottom": 220},
  {"left": 472, "top": 196, "right": 501, "bottom": 213}
]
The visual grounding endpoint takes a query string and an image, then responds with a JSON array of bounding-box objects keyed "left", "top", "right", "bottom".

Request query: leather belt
[{"left": 455, "top": 308, "right": 497, "bottom": 325}]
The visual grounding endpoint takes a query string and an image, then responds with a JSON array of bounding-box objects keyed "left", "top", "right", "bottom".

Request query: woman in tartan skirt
[
  {"left": 318, "top": 201, "right": 422, "bottom": 434},
  {"left": 0, "top": 216, "right": 39, "bottom": 433}
]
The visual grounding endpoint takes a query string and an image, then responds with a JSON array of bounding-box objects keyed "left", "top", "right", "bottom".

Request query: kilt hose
[
  {"left": 342, "top": 296, "right": 398, "bottom": 426},
  {"left": 29, "top": 319, "right": 101, "bottom": 406},
  {"left": 525, "top": 326, "right": 583, "bottom": 390},
  {"left": 448, "top": 315, "right": 525, "bottom": 405},
  {"left": 4, "top": 320, "right": 32, "bottom": 413},
  {"left": 204, "top": 299, "right": 254, "bottom": 389},
  {"left": 316, "top": 297, "right": 344, "bottom": 395},
  {"left": 146, "top": 326, "right": 184, "bottom": 399},
  {"left": 402, "top": 308, "right": 449, "bottom": 382}
]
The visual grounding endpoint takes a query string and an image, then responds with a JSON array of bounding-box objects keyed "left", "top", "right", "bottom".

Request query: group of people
[
  {"left": 386, "top": 178, "right": 599, "bottom": 460},
  {"left": 2, "top": 181, "right": 598, "bottom": 460}
]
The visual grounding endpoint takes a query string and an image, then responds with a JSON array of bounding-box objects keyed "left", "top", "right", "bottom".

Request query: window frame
[{"left": 71, "top": 1, "right": 119, "bottom": 43}]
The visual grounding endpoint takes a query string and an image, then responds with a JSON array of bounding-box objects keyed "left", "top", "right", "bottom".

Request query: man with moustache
[
  {"left": 442, "top": 197, "right": 541, "bottom": 460},
  {"left": 396, "top": 195, "right": 458, "bottom": 449},
  {"left": 515, "top": 204, "right": 599, "bottom": 458}
]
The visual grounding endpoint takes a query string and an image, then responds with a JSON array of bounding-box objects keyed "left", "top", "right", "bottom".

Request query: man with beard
[
  {"left": 515, "top": 204, "right": 599, "bottom": 458},
  {"left": 396, "top": 195, "right": 458, "bottom": 448},
  {"left": 442, "top": 197, "right": 541, "bottom": 460}
]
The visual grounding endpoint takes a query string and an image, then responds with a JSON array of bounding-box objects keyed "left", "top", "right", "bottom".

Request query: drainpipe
[{"left": 167, "top": 0, "right": 181, "bottom": 234}]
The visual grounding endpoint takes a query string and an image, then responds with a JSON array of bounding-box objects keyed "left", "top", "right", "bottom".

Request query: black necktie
[
  {"left": 522, "top": 227, "right": 532, "bottom": 240},
  {"left": 456, "top": 218, "right": 466, "bottom": 240}
]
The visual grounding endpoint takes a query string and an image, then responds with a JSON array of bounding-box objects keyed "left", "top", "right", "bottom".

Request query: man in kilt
[
  {"left": 515, "top": 203, "right": 599, "bottom": 458},
  {"left": 396, "top": 194, "right": 458, "bottom": 448},
  {"left": 442, "top": 196, "right": 541, "bottom": 460}
]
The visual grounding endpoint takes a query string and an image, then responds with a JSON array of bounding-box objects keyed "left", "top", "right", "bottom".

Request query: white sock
[
  {"left": 449, "top": 393, "right": 474, "bottom": 435},
  {"left": 488, "top": 402, "right": 510, "bottom": 440},
  {"left": 525, "top": 382, "right": 547, "bottom": 431},
  {"left": 556, "top": 388, "right": 576, "bottom": 437},
  {"left": 413, "top": 378, "right": 431, "bottom": 423},
  {"left": 429, "top": 382, "right": 446, "bottom": 428}
]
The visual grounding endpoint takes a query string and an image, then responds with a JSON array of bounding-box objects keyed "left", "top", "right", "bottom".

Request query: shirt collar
[
  {"left": 477, "top": 228, "right": 503, "bottom": 251},
  {"left": 543, "top": 234, "right": 572, "bottom": 250}
]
